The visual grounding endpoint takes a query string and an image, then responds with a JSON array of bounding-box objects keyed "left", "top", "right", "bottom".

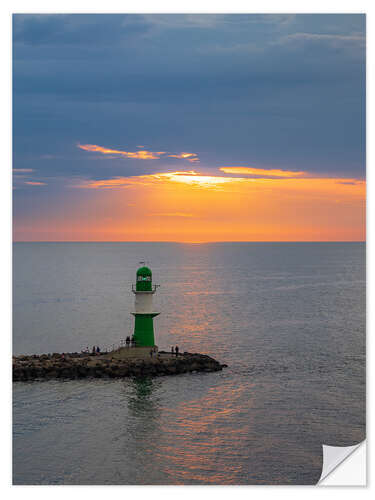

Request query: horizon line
[{"left": 12, "top": 240, "right": 366, "bottom": 244}]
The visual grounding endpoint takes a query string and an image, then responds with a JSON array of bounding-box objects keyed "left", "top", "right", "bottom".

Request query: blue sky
[{"left": 12, "top": 14, "right": 366, "bottom": 241}]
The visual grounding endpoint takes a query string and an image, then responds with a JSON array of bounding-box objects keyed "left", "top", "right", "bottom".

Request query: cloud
[
  {"left": 78, "top": 143, "right": 200, "bottom": 163},
  {"left": 277, "top": 32, "right": 365, "bottom": 53},
  {"left": 168, "top": 152, "right": 199, "bottom": 162},
  {"left": 200, "top": 42, "right": 263, "bottom": 54},
  {"left": 220, "top": 167, "right": 308, "bottom": 178},
  {"left": 142, "top": 14, "right": 297, "bottom": 31},
  {"left": 75, "top": 176, "right": 152, "bottom": 188},
  {"left": 12, "top": 14, "right": 365, "bottom": 197},
  {"left": 73, "top": 167, "right": 366, "bottom": 197},
  {"left": 141, "top": 14, "right": 224, "bottom": 30},
  {"left": 25, "top": 181, "right": 46, "bottom": 186},
  {"left": 160, "top": 171, "right": 241, "bottom": 187},
  {"left": 13, "top": 14, "right": 151, "bottom": 47},
  {"left": 13, "top": 13, "right": 298, "bottom": 51},
  {"left": 336, "top": 180, "right": 361, "bottom": 185},
  {"left": 203, "top": 30, "right": 364, "bottom": 59},
  {"left": 77, "top": 143, "right": 164, "bottom": 159}
]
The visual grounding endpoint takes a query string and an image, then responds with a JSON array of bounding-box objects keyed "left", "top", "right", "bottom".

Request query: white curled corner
[{"left": 318, "top": 440, "right": 366, "bottom": 485}]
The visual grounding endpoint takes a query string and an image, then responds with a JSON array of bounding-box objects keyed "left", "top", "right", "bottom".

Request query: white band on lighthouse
[{"left": 134, "top": 292, "right": 154, "bottom": 313}]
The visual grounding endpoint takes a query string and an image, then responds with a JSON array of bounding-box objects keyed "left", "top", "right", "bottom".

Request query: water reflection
[
  {"left": 155, "top": 378, "right": 254, "bottom": 484},
  {"left": 127, "top": 377, "right": 158, "bottom": 415},
  {"left": 114, "top": 377, "right": 164, "bottom": 484}
]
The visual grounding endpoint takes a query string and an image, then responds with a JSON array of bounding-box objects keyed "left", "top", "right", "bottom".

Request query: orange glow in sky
[
  {"left": 14, "top": 168, "right": 365, "bottom": 242},
  {"left": 219, "top": 166, "right": 308, "bottom": 178},
  {"left": 76, "top": 171, "right": 246, "bottom": 189},
  {"left": 77, "top": 143, "right": 165, "bottom": 159}
]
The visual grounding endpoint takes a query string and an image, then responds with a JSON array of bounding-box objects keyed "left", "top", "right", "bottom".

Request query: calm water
[{"left": 13, "top": 242, "right": 366, "bottom": 485}]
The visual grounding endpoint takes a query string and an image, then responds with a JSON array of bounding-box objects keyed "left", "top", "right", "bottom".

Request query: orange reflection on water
[{"left": 157, "top": 384, "right": 253, "bottom": 484}]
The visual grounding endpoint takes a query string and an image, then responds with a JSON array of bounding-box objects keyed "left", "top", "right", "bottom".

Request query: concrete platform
[{"left": 107, "top": 346, "right": 158, "bottom": 360}]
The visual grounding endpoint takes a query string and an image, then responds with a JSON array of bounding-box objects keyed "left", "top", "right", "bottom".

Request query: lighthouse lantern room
[{"left": 131, "top": 264, "right": 160, "bottom": 347}]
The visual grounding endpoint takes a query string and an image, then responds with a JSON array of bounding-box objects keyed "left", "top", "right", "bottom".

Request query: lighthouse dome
[
  {"left": 136, "top": 266, "right": 152, "bottom": 277},
  {"left": 136, "top": 265, "right": 152, "bottom": 291}
]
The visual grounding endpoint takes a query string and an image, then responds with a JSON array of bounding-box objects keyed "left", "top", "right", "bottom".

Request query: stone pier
[{"left": 12, "top": 348, "right": 227, "bottom": 382}]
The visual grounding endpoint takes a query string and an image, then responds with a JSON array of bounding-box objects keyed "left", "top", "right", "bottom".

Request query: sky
[{"left": 12, "top": 13, "right": 366, "bottom": 242}]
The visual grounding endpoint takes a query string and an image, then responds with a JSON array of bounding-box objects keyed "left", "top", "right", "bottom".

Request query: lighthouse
[{"left": 131, "top": 264, "right": 159, "bottom": 347}]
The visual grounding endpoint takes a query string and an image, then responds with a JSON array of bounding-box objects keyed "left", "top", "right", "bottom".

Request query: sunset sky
[{"left": 13, "top": 14, "right": 365, "bottom": 242}]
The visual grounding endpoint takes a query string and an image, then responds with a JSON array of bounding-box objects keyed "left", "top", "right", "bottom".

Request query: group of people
[
  {"left": 79, "top": 341, "right": 181, "bottom": 357},
  {"left": 125, "top": 336, "right": 136, "bottom": 347},
  {"left": 171, "top": 345, "right": 180, "bottom": 357},
  {"left": 149, "top": 346, "right": 158, "bottom": 358},
  {"left": 81, "top": 346, "right": 101, "bottom": 354}
]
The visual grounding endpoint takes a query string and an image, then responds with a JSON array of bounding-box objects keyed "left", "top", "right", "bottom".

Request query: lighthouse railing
[
  {"left": 103, "top": 337, "right": 138, "bottom": 353},
  {"left": 131, "top": 283, "right": 160, "bottom": 293}
]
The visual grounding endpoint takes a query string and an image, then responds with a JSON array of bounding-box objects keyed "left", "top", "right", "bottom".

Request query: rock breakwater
[{"left": 13, "top": 351, "right": 226, "bottom": 381}]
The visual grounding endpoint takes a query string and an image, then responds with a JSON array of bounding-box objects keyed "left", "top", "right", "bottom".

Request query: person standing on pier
[
  {"left": 171, "top": 346, "right": 174, "bottom": 355},
  {"left": 175, "top": 346, "right": 179, "bottom": 357}
]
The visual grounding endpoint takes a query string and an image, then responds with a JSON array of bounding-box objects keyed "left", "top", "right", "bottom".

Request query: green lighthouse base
[{"left": 132, "top": 312, "right": 159, "bottom": 347}]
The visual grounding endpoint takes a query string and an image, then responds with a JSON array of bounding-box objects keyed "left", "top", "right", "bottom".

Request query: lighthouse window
[{"left": 137, "top": 276, "right": 151, "bottom": 281}]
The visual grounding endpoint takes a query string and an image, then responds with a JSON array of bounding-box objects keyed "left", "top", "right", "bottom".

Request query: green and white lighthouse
[{"left": 131, "top": 264, "right": 159, "bottom": 347}]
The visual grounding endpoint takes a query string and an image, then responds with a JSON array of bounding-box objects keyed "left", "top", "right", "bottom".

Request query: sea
[{"left": 12, "top": 242, "right": 366, "bottom": 485}]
